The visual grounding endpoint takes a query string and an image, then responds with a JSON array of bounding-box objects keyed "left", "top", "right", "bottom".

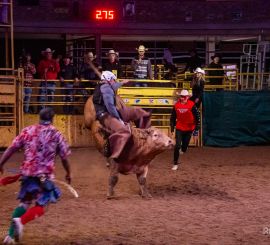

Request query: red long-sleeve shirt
[
  {"left": 37, "top": 59, "right": 60, "bottom": 80},
  {"left": 170, "top": 100, "right": 200, "bottom": 132}
]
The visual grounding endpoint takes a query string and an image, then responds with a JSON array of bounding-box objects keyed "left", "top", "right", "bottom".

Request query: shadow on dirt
[{"left": 149, "top": 180, "right": 237, "bottom": 201}]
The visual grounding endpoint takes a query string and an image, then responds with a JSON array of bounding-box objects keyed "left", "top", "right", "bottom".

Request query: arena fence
[
  {"left": 0, "top": 70, "right": 17, "bottom": 148},
  {"left": 1, "top": 67, "right": 268, "bottom": 148},
  {"left": 17, "top": 75, "right": 204, "bottom": 148}
]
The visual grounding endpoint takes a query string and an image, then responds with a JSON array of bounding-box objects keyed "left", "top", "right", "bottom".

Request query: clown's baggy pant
[{"left": 7, "top": 176, "right": 61, "bottom": 239}]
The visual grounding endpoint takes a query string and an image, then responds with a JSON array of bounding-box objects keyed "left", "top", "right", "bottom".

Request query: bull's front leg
[
  {"left": 136, "top": 165, "right": 152, "bottom": 199},
  {"left": 107, "top": 159, "right": 119, "bottom": 199}
]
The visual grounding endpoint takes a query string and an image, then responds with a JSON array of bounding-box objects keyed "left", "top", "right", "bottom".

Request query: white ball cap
[{"left": 101, "top": 71, "right": 116, "bottom": 81}]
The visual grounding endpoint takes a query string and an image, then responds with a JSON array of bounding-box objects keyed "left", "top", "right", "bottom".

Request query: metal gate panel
[{"left": 23, "top": 114, "right": 94, "bottom": 147}]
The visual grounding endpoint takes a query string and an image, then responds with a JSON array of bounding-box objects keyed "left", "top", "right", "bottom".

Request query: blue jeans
[
  {"left": 63, "top": 83, "right": 74, "bottom": 114},
  {"left": 24, "top": 87, "right": 32, "bottom": 113},
  {"left": 135, "top": 83, "right": 148, "bottom": 87},
  {"left": 173, "top": 129, "right": 192, "bottom": 164},
  {"left": 39, "top": 81, "right": 56, "bottom": 110}
]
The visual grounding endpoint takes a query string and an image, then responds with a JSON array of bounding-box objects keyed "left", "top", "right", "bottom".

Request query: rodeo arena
[{"left": 1, "top": 0, "right": 270, "bottom": 244}]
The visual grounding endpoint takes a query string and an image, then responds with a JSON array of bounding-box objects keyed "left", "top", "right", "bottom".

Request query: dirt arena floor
[{"left": 1, "top": 146, "right": 270, "bottom": 245}]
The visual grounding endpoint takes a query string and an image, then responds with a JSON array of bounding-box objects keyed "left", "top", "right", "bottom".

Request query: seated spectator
[
  {"left": 103, "top": 49, "right": 122, "bottom": 78},
  {"left": 190, "top": 67, "right": 205, "bottom": 108},
  {"left": 59, "top": 54, "right": 78, "bottom": 114},
  {"left": 131, "top": 45, "right": 153, "bottom": 87},
  {"left": 208, "top": 54, "right": 225, "bottom": 91},
  {"left": 37, "top": 48, "right": 60, "bottom": 111}
]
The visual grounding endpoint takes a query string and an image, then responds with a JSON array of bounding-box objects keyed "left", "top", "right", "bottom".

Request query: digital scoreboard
[{"left": 94, "top": 9, "right": 115, "bottom": 20}]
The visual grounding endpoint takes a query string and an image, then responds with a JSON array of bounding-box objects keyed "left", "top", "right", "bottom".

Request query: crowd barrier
[
  {"left": 2, "top": 67, "right": 266, "bottom": 148},
  {"left": 18, "top": 77, "right": 202, "bottom": 147}
]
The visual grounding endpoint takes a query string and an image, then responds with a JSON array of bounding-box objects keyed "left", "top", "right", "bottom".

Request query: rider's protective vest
[{"left": 92, "top": 83, "right": 116, "bottom": 119}]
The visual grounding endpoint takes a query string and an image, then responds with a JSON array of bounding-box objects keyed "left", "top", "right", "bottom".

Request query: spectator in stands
[
  {"left": 37, "top": 48, "right": 60, "bottom": 110},
  {"left": 183, "top": 50, "right": 202, "bottom": 73},
  {"left": 21, "top": 54, "right": 36, "bottom": 113},
  {"left": 163, "top": 47, "right": 177, "bottom": 83},
  {"left": 131, "top": 45, "right": 153, "bottom": 87},
  {"left": 207, "top": 54, "right": 225, "bottom": 90},
  {"left": 103, "top": 49, "right": 122, "bottom": 79},
  {"left": 79, "top": 51, "right": 100, "bottom": 96},
  {"left": 163, "top": 47, "right": 174, "bottom": 66},
  {"left": 56, "top": 54, "right": 63, "bottom": 67},
  {"left": 59, "top": 54, "right": 78, "bottom": 114},
  {"left": 190, "top": 67, "right": 205, "bottom": 108}
]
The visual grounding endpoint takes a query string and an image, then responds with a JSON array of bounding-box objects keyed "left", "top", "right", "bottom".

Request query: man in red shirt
[
  {"left": 170, "top": 89, "right": 200, "bottom": 170},
  {"left": 37, "top": 48, "right": 60, "bottom": 110}
]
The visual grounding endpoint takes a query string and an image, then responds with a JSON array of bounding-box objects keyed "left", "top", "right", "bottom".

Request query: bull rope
[{"left": 54, "top": 179, "right": 79, "bottom": 198}]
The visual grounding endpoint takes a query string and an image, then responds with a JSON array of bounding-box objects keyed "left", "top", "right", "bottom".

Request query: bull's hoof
[
  {"left": 107, "top": 190, "right": 115, "bottom": 199},
  {"left": 141, "top": 192, "right": 153, "bottom": 199}
]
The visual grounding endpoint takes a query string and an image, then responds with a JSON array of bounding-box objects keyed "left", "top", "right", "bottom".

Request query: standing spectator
[
  {"left": 0, "top": 107, "right": 71, "bottom": 244},
  {"left": 190, "top": 67, "right": 205, "bottom": 108},
  {"left": 163, "top": 47, "right": 177, "bottom": 82},
  {"left": 131, "top": 45, "right": 153, "bottom": 87},
  {"left": 56, "top": 54, "right": 63, "bottom": 67},
  {"left": 59, "top": 54, "right": 78, "bottom": 114},
  {"left": 207, "top": 54, "right": 225, "bottom": 90},
  {"left": 79, "top": 51, "right": 100, "bottom": 96},
  {"left": 22, "top": 54, "right": 36, "bottom": 113},
  {"left": 37, "top": 48, "right": 60, "bottom": 110},
  {"left": 170, "top": 89, "right": 200, "bottom": 171},
  {"left": 183, "top": 50, "right": 202, "bottom": 73},
  {"left": 163, "top": 47, "right": 174, "bottom": 66},
  {"left": 103, "top": 49, "right": 122, "bottom": 78}
]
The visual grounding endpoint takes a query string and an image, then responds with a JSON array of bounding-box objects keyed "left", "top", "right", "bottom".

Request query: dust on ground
[{"left": 1, "top": 146, "right": 270, "bottom": 244}]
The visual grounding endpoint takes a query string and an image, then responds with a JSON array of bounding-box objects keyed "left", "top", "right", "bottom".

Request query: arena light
[{"left": 94, "top": 9, "right": 115, "bottom": 20}]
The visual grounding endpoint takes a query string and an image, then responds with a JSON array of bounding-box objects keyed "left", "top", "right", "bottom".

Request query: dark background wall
[
  {"left": 203, "top": 91, "right": 270, "bottom": 147},
  {"left": 14, "top": 0, "right": 270, "bottom": 24}
]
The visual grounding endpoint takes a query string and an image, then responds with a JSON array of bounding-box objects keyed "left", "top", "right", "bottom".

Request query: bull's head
[{"left": 145, "top": 127, "right": 175, "bottom": 151}]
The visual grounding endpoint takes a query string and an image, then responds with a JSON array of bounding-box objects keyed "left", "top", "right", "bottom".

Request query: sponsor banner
[{"left": 122, "top": 98, "right": 174, "bottom": 106}]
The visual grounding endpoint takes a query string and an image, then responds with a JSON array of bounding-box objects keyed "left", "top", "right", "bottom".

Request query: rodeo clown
[
  {"left": 170, "top": 89, "right": 200, "bottom": 171},
  {"left": 0, "top": 107, "right": 71, "bottom": 244}
]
